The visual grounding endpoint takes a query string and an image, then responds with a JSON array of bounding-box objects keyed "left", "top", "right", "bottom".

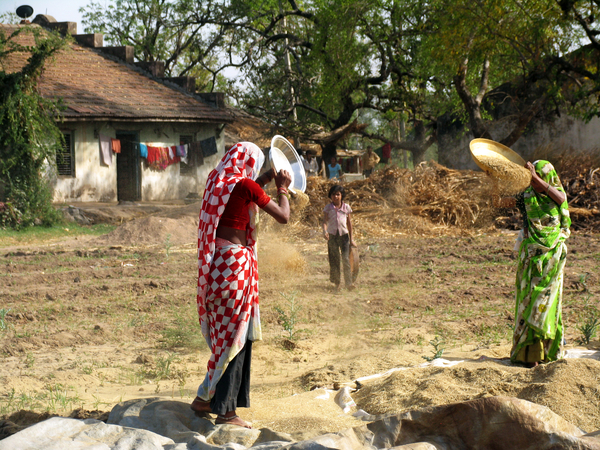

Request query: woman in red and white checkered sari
[{"left": 192, "top": 142, "right": 291, "bottom": 428}]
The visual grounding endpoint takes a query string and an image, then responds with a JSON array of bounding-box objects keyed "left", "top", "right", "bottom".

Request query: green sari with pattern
[{"left": 511, "top": 160, "right": 571, "bottom": 364}]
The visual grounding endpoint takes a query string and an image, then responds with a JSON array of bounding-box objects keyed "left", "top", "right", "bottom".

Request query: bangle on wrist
[
  {"left": 278, "top": 191, "right": 290, "bottom": 202},
  {"left": 546, "top": 184, "right": 551, "bottom": 194}
]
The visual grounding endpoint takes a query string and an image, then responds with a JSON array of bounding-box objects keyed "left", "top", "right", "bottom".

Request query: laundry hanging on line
[
  {"left": 139, "top": 143, "right": 148, "bottom": 158},
  {"left": 111, "top": 138, "right": 121, "bottom": 154},
  {"left": 133, "top": 138, "right": 218, "bottom": 171},
  {"left": 98, "top": 134, "right": 112, "bottom": 166}
]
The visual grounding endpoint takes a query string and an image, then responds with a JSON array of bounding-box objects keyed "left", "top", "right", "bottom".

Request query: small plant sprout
[
  {"left": 275, "top": 291, "right": 302, "bottom": 341},
  {"left": 164, "top": 233, "right": 172, "bottom": 259},
  {"left": 579, "top": 273, "right": 589, "bottom": 292},
  {"left": 25, "top": 352, "right": 35, "bottom": 368},
  {"left": 0, "top": 308, "right": 10, "bottom": 331},
  {"left": 422, "top": 336, "right": 445, "bottom": 361},
  {"left": 577, "top": 304, "right": 600, "bottom": 345}
]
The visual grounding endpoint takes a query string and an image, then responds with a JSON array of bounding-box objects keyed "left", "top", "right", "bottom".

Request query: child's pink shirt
[{"left": 323, "top": 202, "right": 352, "bottom": 235}]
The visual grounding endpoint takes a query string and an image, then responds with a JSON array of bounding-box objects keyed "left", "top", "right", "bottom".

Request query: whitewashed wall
[
  {"left": 51, "top": 122, "right": 116, "bottom": 202},
  {"left": 439, "top": 114, "right": 600, "bottom": 170},
  {"left": 51, "top": 121, "right": 225, "bottom": 203}
]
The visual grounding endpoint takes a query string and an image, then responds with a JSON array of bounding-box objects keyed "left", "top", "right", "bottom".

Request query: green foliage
[
  {"left": 0, "top": 308, "right": 10, "bottom": 331},
  {"left": 0, "top": 384, "right": 82, "bottom": 416},
  {"left": 0, "top": 27, "right": 67, "bottom": 229},
  {"left": 578, "top": 273, "right": 589, "bottom": 291},
  {"left": 78, "top": 0, "right": 600, "bottom": 160},
  {"left": 81, "top": 0, "right": 232, "bottom": 85},
  {"left": 422, "top": 336, "right": 445, "bottom": 361},
  {"left": 160, "top": 310, "right": 206, "bottom": 350},
  {"left": 139, "top": 353, "right": 179, "bottom": 380},
  {"left": 274, "top": 291, "right": 302, "bottom": 341},
  {"left": 0, "top": 12, "right": 19, "bottom": 25},
  {"left": 577, "top": 297, "right": 600, "bottom": 345},
  {"left": 164, "top": 233, "right": 172, "bottom": 259},
  {"left": 577, "top": 312, "right": 599, "bottom": 345}
]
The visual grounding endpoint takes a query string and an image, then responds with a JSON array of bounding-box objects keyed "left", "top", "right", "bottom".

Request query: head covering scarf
[
  {"left": 196, "top": 142, "right": 264, "bottom": 340},
  {"left": 511, "top": 160, "right": 570, "bottom": 363}
]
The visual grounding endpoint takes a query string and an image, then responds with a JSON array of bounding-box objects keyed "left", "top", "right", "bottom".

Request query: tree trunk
[
  {"left": 411, "top": 147, "right": 427, "bottom": 165},
  {"left": 454, "top": 57, "right": 493, "bottom": 139},
  {"left": 500, "top": 96, "right": 546, "bottom": 148}
]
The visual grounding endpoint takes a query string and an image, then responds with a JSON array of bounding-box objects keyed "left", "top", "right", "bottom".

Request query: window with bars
[
  {"left": 179, "top": 134, "right": 194, "bottom": 176},
  {"left": 56, "top": 132, "right": 75, "bottom": 177}
]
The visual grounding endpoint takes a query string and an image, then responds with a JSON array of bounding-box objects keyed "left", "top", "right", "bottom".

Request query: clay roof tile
[{"left": 0, "top": 23, "right": 232, "bottom": 124}]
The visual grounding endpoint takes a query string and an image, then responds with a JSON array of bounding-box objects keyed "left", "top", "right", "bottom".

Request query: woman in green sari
[{"left": 510, "top": 160, "right": 571, "bottom": 368}]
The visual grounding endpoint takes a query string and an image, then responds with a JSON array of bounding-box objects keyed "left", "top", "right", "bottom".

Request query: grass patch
[
  {"left": 0, "top": 384, "right": 82, "bottom": 416},
  {"left": 0, "top": 223, "right": 115, "bottom": 247},
  {"left": 160, "top": 309, "right": 206, "bottom": 350}
]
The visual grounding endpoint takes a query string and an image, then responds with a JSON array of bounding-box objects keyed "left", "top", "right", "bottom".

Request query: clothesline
[{"left": 98, "top": 135, "right": 218, "bottom": 170}]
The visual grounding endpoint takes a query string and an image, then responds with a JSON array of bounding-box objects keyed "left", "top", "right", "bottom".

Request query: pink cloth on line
[{"left": 99, "top": 134, "right": 112, "bottom": 166}]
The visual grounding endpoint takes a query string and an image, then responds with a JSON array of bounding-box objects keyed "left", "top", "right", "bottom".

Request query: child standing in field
[{"left": 322, "top": 184, "right": 357, "bottom": 290}]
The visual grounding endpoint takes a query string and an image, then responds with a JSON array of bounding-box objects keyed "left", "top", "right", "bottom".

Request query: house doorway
[{"left": 116, "top": 131, "right": 141, "bottom": 202}]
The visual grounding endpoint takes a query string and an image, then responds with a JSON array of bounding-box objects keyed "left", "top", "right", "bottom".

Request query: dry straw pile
[
  {"left": 264, "top": 148, "right": 600, "bottom": 236},
  {"left": 495, "top": 146, "right": 600, "bottom": 231},
  {"left": 542, "top": 149, "right": 600, "bottom": 230},
  {"left": 298, "top": 162, "right": 495, "bottom": 236}
]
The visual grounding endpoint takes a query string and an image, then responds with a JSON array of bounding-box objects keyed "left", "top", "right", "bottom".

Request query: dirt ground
[{"left": 1, "top": 200, "right": 600, "bottom": 438}]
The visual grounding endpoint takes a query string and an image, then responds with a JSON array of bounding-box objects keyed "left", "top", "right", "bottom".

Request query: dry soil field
[{"left": 1, "top": 201, "right": 600, "bottom": 438}]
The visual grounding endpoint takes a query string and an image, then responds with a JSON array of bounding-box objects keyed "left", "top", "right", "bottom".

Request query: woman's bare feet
[
  {"left": 190, "top": 396, "right": 212, "bottom": 414},
  {"left": 525, "top": 361, "right": 539, "bottom": 369},
  {"left": 215, "top": 411, "right": 251, "bottom": 428}
]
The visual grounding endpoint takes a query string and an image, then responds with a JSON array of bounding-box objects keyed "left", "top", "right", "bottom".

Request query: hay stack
[
  {"left": 407, "top": 162, "right": 493, "bottom": 228},
  {"left": 294, "top": 163, "right": 495, "bottom": 236}
]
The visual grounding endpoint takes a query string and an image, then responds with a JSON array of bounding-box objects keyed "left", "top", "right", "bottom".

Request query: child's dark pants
[{"left": 328, "top": 233, "right": 352, "bottom": 287}]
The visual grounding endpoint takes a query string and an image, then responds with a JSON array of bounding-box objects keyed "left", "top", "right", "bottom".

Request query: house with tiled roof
[{"left": 0, "top": 15, "right": 233, "bottom": 203}]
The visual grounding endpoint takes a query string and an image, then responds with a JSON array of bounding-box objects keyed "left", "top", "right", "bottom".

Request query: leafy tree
[
  {"left": 233, "top": 0, "right": 434, "bottom": 162},
  {"left": 0, "top": 12, "right": 19, "bottom": 24},
  {"left": 79, "top": 0, "right": 438, "bottom": 162},
  {"left": 420, "top": 0, "right": 581, "bottom": 147},
  {"left": 0, "top": 27, "right": 67, "bottom": 228},
  {"left": 80, "top": 0, "right": 245, "bottom": 90},
  {"left": 79, "top": 0, "right": 600, "bottom": 166},
  {"left": 553, "top": 0, "right": 600, "bottom": 120}
]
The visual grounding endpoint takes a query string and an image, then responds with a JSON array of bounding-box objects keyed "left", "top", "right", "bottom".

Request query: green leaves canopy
[
  {"left": 80, "top": 0, "right": 600, "bottom": 158},
  {"left": 0, "top": 27, "right": 66, "bottom": 228}
]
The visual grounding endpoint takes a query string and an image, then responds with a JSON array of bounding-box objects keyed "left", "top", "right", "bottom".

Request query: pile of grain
[
  {"left": 246, "top": 389, "right": 363, "bottom": 436},
  {"left": 353, "top": 358, "right": 600, "bottom": 433}
]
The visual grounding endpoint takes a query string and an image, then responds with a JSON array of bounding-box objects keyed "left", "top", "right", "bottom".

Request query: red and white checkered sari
[{"left": 196, "top": 142, "right": 265, "bottom": 400}]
